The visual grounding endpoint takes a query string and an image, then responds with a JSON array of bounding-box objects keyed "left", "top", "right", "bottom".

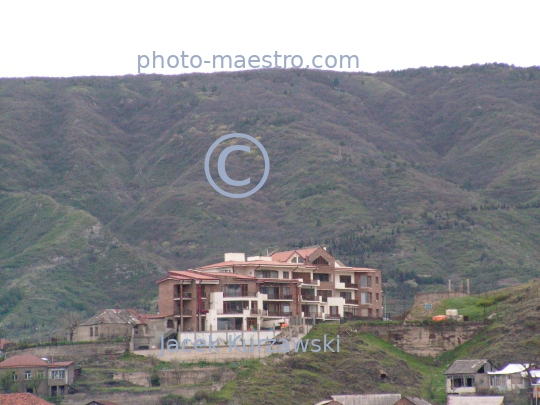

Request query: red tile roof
[
  {"left": 0, "top": 354, "right": 74, "bottom": 369},
  {"left": 195, "top": 260, "right": 316, "bottom": 270},
  {"left": 0, "top": 393, "right": 54, "bottom": 404},
  {"left": 168, "top": 270, "right": 220, "bottom": 280},
  {"left": 86, "top": 401, "right": 122, "bottom": 405},
  {"left": 0, "top": 354, "right": 49, "bottom": 368},
  {"left": 270, "top": 247, "right": 320, "bottom": 262}
]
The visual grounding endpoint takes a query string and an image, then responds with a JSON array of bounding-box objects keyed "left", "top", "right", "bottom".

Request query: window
[
  {"left": 12, "top": 373, "right": 18, "bottom": 381},
  {"left": 466, "top": 377, "right": 475, "bottom": 387},
  {"left": 134, "top": 325, "right": 139, "bottom": 335},
  {"left": 320, "top": 306, "right": 325, "bottom": 313},
  {"left": 94, "top": 326, "right": 98, "bottom": 336},
  {"left": 313, "top": 273, "right": 330, "bottom": 282},
  {"left": 339, "top": 292, "right": 352, "bottom": 300},
  {"left": 50, "top": 369, "right": 66, "bottom": 380},
  {"left": 376, "top": 293, "right": 379, "bottom": 301},
  {"left": 330, "top": 306, "right": 339, "bottom": 316},
  {"left": 375, "top": 276, "right": 379, "bottom": 284},
  {"left": 36, "top": 371, "right": 45, "bottom": 380},
  {"left": 24, "top": 371, "right": 31, "bottom": 380},
  {"left": 291, "top": 256, "right": 304, "bottom": 264},
  {"left": 167, "top": 320, "right": 174, "bottom": 329},
  {"left": 223, "top": 284, "right": 248, "bottom": 297},
  {"left": 360, "top": 292, "right": 372, "bottom": 304},
  {"left": 255, "top": 270, "right": 278, "bottom": 279},
  {"left": 360, "top": 275, "right": 372, "bottom": 287},
  {"left": 339, "top": 275, "right": 352, "bottom": 284},
  {"left": 282, "top": 271, "right": 290, "bottom": 279},
  {"left": 283, "top": 286, "right": 291, "bottom": 297},
  {"left": 90, "top": 327, "right": 93, "bottom": 337},
  {"left": 283, "top": 304, "right": 291, "bottom": 315},
  {"left": 376, "top": 309, "right": 380, "bottom": 317},
  {"left": 312, "top": 256, "right": 329, "bottom": 265}
]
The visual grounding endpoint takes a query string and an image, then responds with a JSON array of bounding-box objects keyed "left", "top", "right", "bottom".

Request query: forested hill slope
[{"left": 1, "top": 64, "right": 540, "bottom": 338}]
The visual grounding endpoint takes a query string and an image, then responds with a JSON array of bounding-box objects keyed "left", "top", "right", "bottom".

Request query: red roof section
[
  {"left": 86, "top": 401, "right": 122, "bottom": 405},
  {"left": 0, "top": 354, "right": 73, "bottom": 369},
  {"left": 0, "top": 393, "right": 54, "bottom": 405},
  {"left": 169, "top": 270, "right": 219, "bottom": 280},
  {"left": 195, "top": 260, "right": 316, "bottom": 270},
  {"left": 270, "top": 247, "right": 320, "bottom": 262}
]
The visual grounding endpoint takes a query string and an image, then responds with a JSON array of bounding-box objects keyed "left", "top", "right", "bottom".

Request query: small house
[{"left": 445, "top": 359, "right": 497, "bottom": 395}]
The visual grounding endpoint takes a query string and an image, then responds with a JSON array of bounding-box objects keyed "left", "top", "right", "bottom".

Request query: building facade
[
  {"left": 157, "top": 246, "right": 383, "bottom": 333},
  {"left": 0, "top": 354, "right": 75, "bottom": 397}
]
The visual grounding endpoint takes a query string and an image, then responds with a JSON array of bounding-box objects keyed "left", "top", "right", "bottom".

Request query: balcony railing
[
  {"left": 321, "top": 296, "right": 328, "bottom": 302},
  {"left": 265, "top": 294, "right": 293, "bottom": 300},
  {"left": 345, "top": 299, "right": 358, "bottom": 305},
  {"left": 223, "top": 291, "right": 257, "bottom": 298},
  {"left": 305, "top": 312, "right": 323, "bottom": 318},
  {"left": 174, "top": 308, "right": 192, "bottom": 316},
  {"left": 173, "top": 292, "right": 192, "bottom": 299},
  {"left": 345, "top": 283, "right": 357, "bottom": 289},
  {"left": 301, "top": 294, "right": 318, "bottom": 301},
  {"left": 267, "top": 311, "right": 292, "bottom": 317},
  {"left": 250, "top": 309, "right": 268, "bottom": 316},
  {"left": 217, "top": 308, "right": 245, "bottom": 315},
  {"left": 300, "top": 280, "right": 318, "bottom": 285},
  {"left": 326, "top": 314, "right": 341, "bottom": 319}
]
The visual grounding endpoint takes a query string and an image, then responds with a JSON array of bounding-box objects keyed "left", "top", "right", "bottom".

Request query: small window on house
[
  {"left": 283, "top": 271, "right": 290, "bottom": 279},
  {"left": 94, "top": 326, "right": 99, "bottom": 336},
  {"left": 37, "top": 371, "right": 45, "bottom": 379},
  {"left": 24, "top": 371, "right": 31, "bottom": 380},
  {"left": 320, "top": 306, "right": 325, "bottom": 313},
  {"left": 134, "top": 325, "right": 139, "bottom": 335},
  {"left": 90, "top": 327, "right": 93, "bottom": 337},
  {"left": 376, "top": 293, "right": 379, "bottom": 301},
  {"left": 12, "top": 373, "right": 18, "bottom": 381},
  {"left": 376, "top": 309, "right": 380, "bottom": 317},
  {"left": 291, "top": 256, "right": 304, "bottom": 263},
  {"left": 167, "top": 320, "right": 174, "bottom": 329},
  {"left": 375, "top": 276, "right": 379, "bottom": 284},
  {"left": 466, "top": 377, "right": 474, "bottom": 387},
  {"left": 330, "top": 306, "right": 339, "bottom": 315}
]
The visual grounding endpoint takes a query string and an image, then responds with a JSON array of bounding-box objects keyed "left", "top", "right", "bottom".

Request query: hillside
[{"left": 1, "top": 64, "right": 540, "bottom": 338}]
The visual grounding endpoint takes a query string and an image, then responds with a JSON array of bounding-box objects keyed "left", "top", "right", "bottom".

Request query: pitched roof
[
  {"left": 0, "top": 354, "right": 49, "bottom": 368},
  {"left": 0, "top": 354, "right": 73, "bottom": 369},
  {"left": 85, "top": 401, "right": 123, "bottom": 405},
  {"left": 271, "top": 247, "right": 320, "bottom": 262},
  {"left": 445, "top": 359, "right": 493, "bottom": 374},
  {"left": 0, "top": 393, "right": 54, "bottom": 404},
  {"left": 195, "top": 260, "right": 314, "bottom": 269},
  {"left": 402, "top": 397, "right": 434, "bottom": 405},
  {"left": 80, "top": 308, "right": 150, "bottom": 326},
  {"left": 447, "top": 396, "right": 504, "bottom": 405}
]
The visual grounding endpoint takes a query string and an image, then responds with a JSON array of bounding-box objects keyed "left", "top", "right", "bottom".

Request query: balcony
[
  {"left": 250, "top": 309, "right": 268, "bottom": 316},
  {"left": 300, "top": 279, "right": 320, "bottom": 286},
  {"left": 305, "top": 312, "right": 323, "bottom": 318},
  {"left": 267, "top": 311, "right": 292, "bottom": 317},
  {"left": 345, "top": 299, "right": 358, "bottom": 305},
  {"left": 174, "top": 292, "right": 192, "bottom": 299},
  {"left": 174, "top": 308, "right": 192, "bottom": 316},
  {"left": 265, "top": 294, "right": 293, "bottom": 300},
  {"left": 223, "top": 291, "right": 257, "bottom": 298},
  {"left": 301, "top": 294, "right": 319, "bottom": 302},
  {"left": 345, "top": 283, "right": 357, "bottom": 289},
  {"left": 217, "top": 308, "right": 245, "bottom": 315},
  {"left": 326, "top": 314, "right": 341, "bottom": 319}
]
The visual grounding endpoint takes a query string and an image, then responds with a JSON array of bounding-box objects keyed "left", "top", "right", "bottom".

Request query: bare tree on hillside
[{"left": 63, "top": 311, "right": 82, "bottom": 342}]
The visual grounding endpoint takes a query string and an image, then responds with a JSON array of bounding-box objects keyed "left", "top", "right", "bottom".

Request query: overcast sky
[{"left": 1, "top": 0, "right": 537, "bottom": 78}]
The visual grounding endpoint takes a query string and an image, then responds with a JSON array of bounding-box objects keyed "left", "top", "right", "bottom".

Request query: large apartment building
[{"left": 157, "top": 246, "right": 383, "bottom": 332}]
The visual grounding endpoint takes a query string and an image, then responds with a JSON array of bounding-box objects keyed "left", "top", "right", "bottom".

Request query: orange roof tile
[
  {"left": 169, "top": 270, "right": 219, "bottom": 280},
  {"left": 0, "top": 354, "right": 49, "bottom": 368},
  {"left": 0, "top": 393, "right": 54, "bottom": 405},
  {"left": 270, "top": 247, "right": 320, "bottom": 262},
  {"left": 195, "top": 260, "right": 316, "bottom": 270},
  {"left": 85, "top": 401, "right": 122, "bottom": 405}
]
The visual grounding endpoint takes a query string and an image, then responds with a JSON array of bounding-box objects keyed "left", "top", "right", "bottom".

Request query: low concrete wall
[
  {"left": 6, "top": 341, "right": 129, "bottom": 362},
  {"left": 114, "top": 367, "right": 236, "bottom": 387}
]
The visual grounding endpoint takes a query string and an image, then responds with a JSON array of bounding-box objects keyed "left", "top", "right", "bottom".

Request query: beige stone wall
[{"left": 7, "top": 341, "right": 128, "bottom": 363}]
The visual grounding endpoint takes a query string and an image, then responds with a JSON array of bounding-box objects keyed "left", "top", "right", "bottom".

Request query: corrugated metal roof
[
  {"left": 447, "top": 396, "right": 504, "bottom": 405},
  {"left": 331, "top": 394, "right": 402, "bottom": 405},
  {"left": 80, "top": 308, "right": 147, "bottom": 326},
  {"left": 445, "top": 359, "right": 493, "bottom": 374},
  {"left": 403, "top": 397, "right": 434, "bottom": 405}
]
